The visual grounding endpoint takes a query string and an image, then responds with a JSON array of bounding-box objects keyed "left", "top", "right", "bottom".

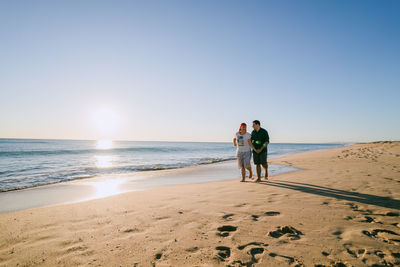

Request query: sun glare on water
[
  {"left": 90, "top": 179, "right": 125, "bottom": 199},
  {"left": 95, "top": 155, "right": 114, "bottom": 168}
]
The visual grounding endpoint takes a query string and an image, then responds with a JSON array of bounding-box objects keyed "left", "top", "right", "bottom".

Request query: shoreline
[
  {"left": 0, "top": 141, "right": 345, "bottom": 194},
  {"left": 0, "top": 161, "right": 298, "bottom": 214},
  {"left": 0, "top": 158, "right": 239, "bottom": 194},
  {"left": 0, "top": 144, "right": 346, "bottom": 214},
  {"left": 0, "top": 143, "right": 346, "bottom": 193}
]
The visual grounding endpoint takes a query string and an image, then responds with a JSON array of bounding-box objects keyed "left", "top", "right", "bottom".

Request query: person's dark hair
[{"left": 253, "top": 120, "right": 260, "bottom": 125}]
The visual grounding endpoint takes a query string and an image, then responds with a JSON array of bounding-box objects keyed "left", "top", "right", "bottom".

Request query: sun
[
  {"left": 96, "top": 139, "right": 113, "bottom": 150},
  {"left": 91, "top": 107, "right": 122, "bottom": 140}
]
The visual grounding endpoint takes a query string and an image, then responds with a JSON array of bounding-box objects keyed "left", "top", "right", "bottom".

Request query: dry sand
[{"left": 0, "top": 142, "right": 399, "bottom": 267}]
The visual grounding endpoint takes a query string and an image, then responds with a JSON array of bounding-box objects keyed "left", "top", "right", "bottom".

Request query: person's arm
[
  {"left": 249, "top": 132, "right": 260, "bottom": 153},
  {"left": 233, "top": 137, "right": 237, "bottom": 147},
  {"left": 259, "top": 131, "right": 270, "bottom": 152},
  {"left": 259, "top": 141, "right": 269, "bottom": 152},
  {"left": 248, "top": 138, "right": 259, "bottom": 153}
]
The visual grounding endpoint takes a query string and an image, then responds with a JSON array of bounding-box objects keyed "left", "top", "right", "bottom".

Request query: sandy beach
[{"left": 0, "top": 142, "right": 399, "bottom": 267}]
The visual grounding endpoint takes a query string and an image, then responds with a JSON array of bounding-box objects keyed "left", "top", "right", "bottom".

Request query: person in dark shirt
[{"left": 249, "top": 120, "right": 270, "bottom": 182}]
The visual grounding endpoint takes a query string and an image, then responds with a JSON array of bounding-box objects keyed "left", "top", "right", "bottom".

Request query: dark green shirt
[{"left": 251, "top": 128, "right": 270, "bottom": 150}]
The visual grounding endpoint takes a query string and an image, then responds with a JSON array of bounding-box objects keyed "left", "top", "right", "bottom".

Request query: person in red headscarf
[{"left": 233, "top": 123, "right": 253, "bottom": 182}]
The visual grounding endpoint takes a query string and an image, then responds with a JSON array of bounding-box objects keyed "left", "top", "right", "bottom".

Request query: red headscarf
[{"left": 238, "top": 123, "right": 247, "bottom": 133}]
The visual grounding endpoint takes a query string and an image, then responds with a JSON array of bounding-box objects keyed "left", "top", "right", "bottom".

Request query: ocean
[{"left": 0, "top": 139, "right": 345, "bottom": 192}]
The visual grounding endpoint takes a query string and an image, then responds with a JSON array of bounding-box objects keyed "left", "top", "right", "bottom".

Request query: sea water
[{"left": 0, "top": 139, "right": 344, "bottom": 192}]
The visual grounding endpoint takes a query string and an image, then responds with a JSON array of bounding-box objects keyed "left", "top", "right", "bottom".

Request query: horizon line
[{"left": 0, "top": 136, "right": 374, "bottom": 145}]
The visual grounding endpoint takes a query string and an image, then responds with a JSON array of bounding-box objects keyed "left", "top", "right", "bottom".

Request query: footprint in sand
[
  {"left": 65, "top": 244, "right": 89, "bottom": 253},
  {"left": 186, "top": 246, "right": 199, "bottom": 253},
  {"left": 332, "top": 230, "right": 343, "bottom": 240},
  {"left": 249, "top": 247, "right": 265, "bottom": 264},
  {"left": 361, "top": 216, "right": 376, "bottom": 223},
  {"left": 384, "top": 177, "right": 395, "bottom": 182},
  {"left": 248, "top": 211, "right": 280, "bottom": 222},
  {"left": 154, "top": 253, "right": 162, "bottom": 260},
  {"left": 269, "top": 252, "right": 304, "bottom": 266},
  {"left": 345, "top": 214, "right": 383, "bottom": 224},
  {"left": 230, "top": 244, "right": 268, "bottom": 266},
  {"left": 237, "top": 242, "right": 268, "bottom": 250},
  {"left": 268, "top": 226, "right": 303, "bottom": 240},
  {"left": 222, "top": 213, "right": 234, "bottom": 220},
  {"left": 217, "top": 225, "right": 237, "bottom": 237},
  {"left": 346, "top": 203, "right": 373, "bottom": 215},
  {"left": 344, "top": 215, "right": 354, "bottom": 221},
  {"left": 321, "top": 251, "right": 330, "bottom": 257},
  {"left": 362, "top": 229, "right": 400, "bottom": 245},
  {"left": 265, "top": 211, "right": 280, "bottom": 216},
  {"left": 374, "top": 249, "right": 386, "bottom": 259},
  {"left": 365, "top": 250, "right": 400, "bottom": 266},
  {"left": 122, "top": 227, "right": 142, "bottom": 233},
  {"left": 215, "top": 246, "right": 231, "bottom": 261},
  {"left": 343, "top": 244, "right": 366, "bottom": 259},
  {"left": 392, "top": 252, "right": 400, "bottom": 259},
  {"left": 315, "top": 261, "right": 351, "bottom": 267}
]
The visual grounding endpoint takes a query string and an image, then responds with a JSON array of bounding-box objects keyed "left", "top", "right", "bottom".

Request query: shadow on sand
[{"left": 258, "top": 180, "right": 400, "bottom": 211}]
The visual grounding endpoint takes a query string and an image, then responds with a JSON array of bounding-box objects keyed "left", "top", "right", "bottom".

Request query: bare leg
[
  {"left": 247, "top": 167, "right": 253, "bottom": 179},
  {"left": 240, "top": 168, "right": 245, "bottom": 182},
  {"left": 262, "top": 164, "right": 268, "bottom": 179},
  {"left": 256, "top": 164, "right": 261, "bottom": 182}
]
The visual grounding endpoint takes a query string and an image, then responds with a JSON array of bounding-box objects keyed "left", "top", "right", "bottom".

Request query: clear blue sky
[{"left": 1, "top": 0, "right": 399, "bottom": 142}]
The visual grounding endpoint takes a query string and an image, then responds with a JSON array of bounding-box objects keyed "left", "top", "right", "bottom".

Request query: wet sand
[
  {"left": 0, "top": 142, "right": 399, "bottom": 266},
  {"left": 0, "top": 162, "right": 297, "bottom": 213}
]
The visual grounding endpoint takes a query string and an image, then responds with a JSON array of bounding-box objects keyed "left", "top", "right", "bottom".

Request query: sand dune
[{"left": 0, "top": 142, "right": 399, "bottom": 266}]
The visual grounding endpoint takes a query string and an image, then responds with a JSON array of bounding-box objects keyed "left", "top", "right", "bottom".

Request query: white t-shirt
[{"left": 235, "top": 132, "right": 251, "bottom": 153}]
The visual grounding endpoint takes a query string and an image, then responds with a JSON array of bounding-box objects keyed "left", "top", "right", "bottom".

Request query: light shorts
[{"left": 237, "top": 150, "right": 252, "bottom": 169}]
